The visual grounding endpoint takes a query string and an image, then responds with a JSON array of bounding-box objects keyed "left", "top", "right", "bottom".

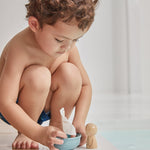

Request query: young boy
[{"left": 0, "top": 0, "right": 98, "bottom": 149}]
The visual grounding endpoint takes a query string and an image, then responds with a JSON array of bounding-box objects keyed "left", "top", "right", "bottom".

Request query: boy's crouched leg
[
  {"left": 12, "top": 65, "right": 51, "bottom": 149},
  {"left": 50, "top": 62, "right": 82, "bottom": 129}
]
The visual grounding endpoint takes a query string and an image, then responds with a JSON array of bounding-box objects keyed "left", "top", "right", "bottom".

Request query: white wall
[
  {"left": 111, "top": 0, "right": 150, "bottom": 95},
  {"left": 0, "top": 0, "right": 27, "bottom": 49},
  {"left": 112, "top": 0, "right": 129, "bottom": 93},
  {"left": 139, "top": 0, "right": 150, "bottom": 95},
  {"left": 77, "top": 0, "right": 114, "bottom": 94}
]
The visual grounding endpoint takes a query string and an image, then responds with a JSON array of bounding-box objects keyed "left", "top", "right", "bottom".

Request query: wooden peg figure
[{"left": 86, "top": 123, "right": 97, "bottom": 149}]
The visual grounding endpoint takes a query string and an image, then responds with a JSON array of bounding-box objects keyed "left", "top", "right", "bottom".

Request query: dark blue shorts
[
  {"left": 0, "top": 100, "right": 51, "bottom": 125},
  {"left": 0, "top": 111, "right": 51, "bottom": 125}
]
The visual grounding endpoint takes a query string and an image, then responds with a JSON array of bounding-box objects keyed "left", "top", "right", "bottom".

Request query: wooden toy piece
[{"left": 86, "top": 123, "right": 97, "bottom": 149}]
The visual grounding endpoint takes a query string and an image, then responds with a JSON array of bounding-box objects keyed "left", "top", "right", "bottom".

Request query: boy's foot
[{"left": 12, "top": 133, "right": 39, "bottom": 149}]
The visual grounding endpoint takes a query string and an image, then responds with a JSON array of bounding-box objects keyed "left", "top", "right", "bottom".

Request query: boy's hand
[
  {"left": 40, "top": 126, "right": 67, "bottom": 150},
  {"left": 73, "top": 122, "right": 87, "bottom": 146}
]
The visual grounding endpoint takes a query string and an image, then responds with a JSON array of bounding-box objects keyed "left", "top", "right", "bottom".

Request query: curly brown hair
[{"left": 25, "top": 0, "right": 98, "bottom": 30}]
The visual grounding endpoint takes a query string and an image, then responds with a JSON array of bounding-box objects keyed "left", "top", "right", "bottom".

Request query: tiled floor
[
  {"left": 0, "top": 120, "right": 117, "bottom": 150},
  {"left": 1, "top": 94, "right": 150, "bottom": 150}
]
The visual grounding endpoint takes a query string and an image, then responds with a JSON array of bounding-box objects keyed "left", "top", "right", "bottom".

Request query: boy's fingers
[
  {"left": 70, "top": 135, "right": 76, "bottom": 138},
  {"left": 48, "top": 138, "right": 64, "bottom": 150},
  {"left": 80, "top": 139, "right": 86, "bottom": 146},
  {"left": 49, "top": 137, "right": 64, "bottom": 145},
  {"left": 79, "top": 134, "right": 87, "bottom": 146},
  {"left": 56, "top": 130, "right": 67, "bottom": 139},
  {"left": 49, "top": 144, "right": 59, "bottom": 150}
]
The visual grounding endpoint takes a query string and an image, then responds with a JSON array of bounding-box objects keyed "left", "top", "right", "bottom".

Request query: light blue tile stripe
[{"left": 101, "top": 130, "right": 150, "bottom": 150}]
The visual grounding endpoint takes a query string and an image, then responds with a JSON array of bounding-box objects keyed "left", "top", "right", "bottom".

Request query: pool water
[{"left": 101, "top": 130, "right": 150, "bottom": 150}]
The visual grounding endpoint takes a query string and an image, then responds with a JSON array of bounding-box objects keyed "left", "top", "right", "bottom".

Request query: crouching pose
[{"left": 0, "top": 0, "right": 98, "bottom": 149}]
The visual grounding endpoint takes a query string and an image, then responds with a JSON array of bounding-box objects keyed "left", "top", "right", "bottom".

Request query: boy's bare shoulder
[
  {"left": 1, "top": 28, "right": 37, "bottom": 66},
  {"left": 0, "top": 28, "right": 37, "bottom": 76}
]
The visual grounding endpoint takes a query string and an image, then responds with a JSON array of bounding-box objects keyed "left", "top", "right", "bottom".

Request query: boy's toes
[
  {"left": 12, "top": 142, "right": 16, "bottom": 149},
  {"left": 12, "top": 134, "right": 39, "bottom": 149},
  {"left": 21, "top": 141, "right": 27, "bottom": 149},
  {"left": 12, "top": 141, "right": 21, "bottom": 149},
  {"left": 31, "top": 141, "right": 39, "bottom": 149},
  {"left": 26, "top": 141, "right": 31, "bottom": 149},
  {"left": 16, "top": 141, "right": 22, "bottom": 149}
]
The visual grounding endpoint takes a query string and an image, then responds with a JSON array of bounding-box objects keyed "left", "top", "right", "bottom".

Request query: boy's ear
[{"left": 28, "top": 16, "right": 40, "bottom": 32}]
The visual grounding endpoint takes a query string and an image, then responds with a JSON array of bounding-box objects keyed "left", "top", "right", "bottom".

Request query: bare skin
[{"left": 0, "top": 19, "right": 92, "bottom": 149}]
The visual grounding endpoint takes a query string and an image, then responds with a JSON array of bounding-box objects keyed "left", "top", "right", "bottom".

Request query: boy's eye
[
  {"left": 55, "top": 38, "right": 64, "bottom": 43},
  {"left": 73, "top": 39, "right": 79, "bottom": 42}
]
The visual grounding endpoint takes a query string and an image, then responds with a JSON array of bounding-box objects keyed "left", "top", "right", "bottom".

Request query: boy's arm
[
  {"left": 68, "top": 46, "right": 92, "bottom": 124},
  {"left": 0, "top": 49, "right": 42, "bottom": 140}
]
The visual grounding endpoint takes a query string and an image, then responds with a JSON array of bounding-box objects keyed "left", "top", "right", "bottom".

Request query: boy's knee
[
  {"left": 58, "top": 63, "right": 82, "bottom": 89},
  {"left": 21, "top": 65, "right": 51, "bottom": 92}
]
